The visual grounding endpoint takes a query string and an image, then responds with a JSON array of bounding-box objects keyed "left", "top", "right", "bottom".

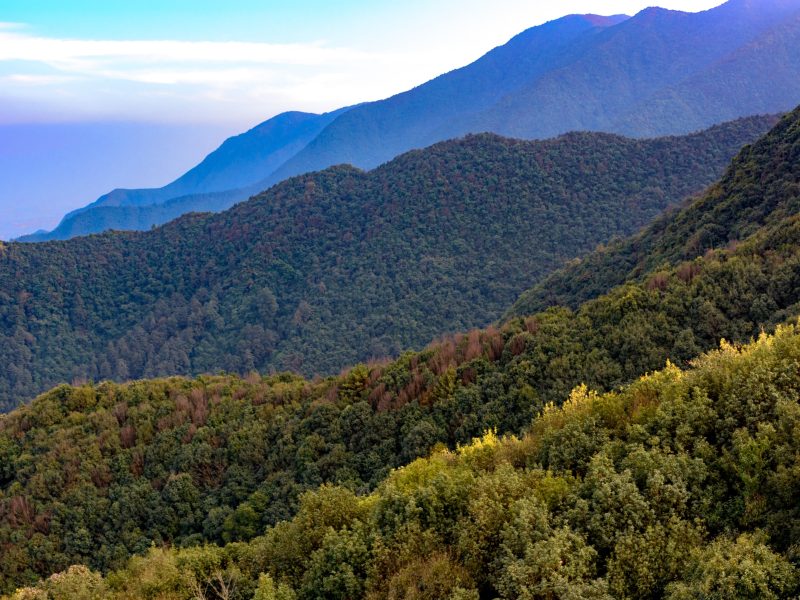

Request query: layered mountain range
[
  {"left": 4, "top": 1, "right": 800, "bottom": 596},
  {"left": 2, "top": 103, "right": 800, "bottom": 599},
  {"left": 0, "top": 115, "right": 775, "bottom": 411},
  {"left": 20, "top": 0, "right": 800, "bottom": 242}
]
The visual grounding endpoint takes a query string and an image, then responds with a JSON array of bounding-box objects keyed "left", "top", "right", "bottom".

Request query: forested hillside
[
  {"left": 5, "top": 321, "right": 800, "bottom": 598},
  {"left": 0, "top": 116, "right": 774, "bottom": 411},
  {"left": 1, "top": 107, "right": 800, "bottom": 595},
  {"left": 509, "top": 104, "right": 800, "bottom": 316}
]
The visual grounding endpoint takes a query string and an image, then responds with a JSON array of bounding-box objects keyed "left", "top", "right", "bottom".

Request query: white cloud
[
  {"left": 4, "top": 74, "right": 82, "bottom": 85},
  {"left": 0, "top": 31, "right": 370, "bottom": 66},
  {"left": 0, "top": 26, "right": 446, "bottom": 124}
]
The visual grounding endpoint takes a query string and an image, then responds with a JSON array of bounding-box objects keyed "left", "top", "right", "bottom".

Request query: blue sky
[{"left": 0, "top": 0, "right": 725, "bottom": 240}]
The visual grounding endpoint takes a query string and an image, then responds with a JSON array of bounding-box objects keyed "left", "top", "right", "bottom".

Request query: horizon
[{"left": 0, "top": 0, "right": 726, "bottom": 240}]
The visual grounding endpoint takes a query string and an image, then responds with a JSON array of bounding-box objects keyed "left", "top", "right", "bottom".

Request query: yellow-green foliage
[
  {"left": 8, "top": 566, "right": 106, "bottom": 600},
  {"left": 253, "top": 574, "right": 295, "bottom": 600},
  {"left": 8, "top": 326, "right": 800, "bottom": 599}
]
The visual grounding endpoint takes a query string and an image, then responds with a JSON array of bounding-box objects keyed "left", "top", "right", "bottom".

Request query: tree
[{"left": 665, "top": 534, "right": 798, "bottom": 600}]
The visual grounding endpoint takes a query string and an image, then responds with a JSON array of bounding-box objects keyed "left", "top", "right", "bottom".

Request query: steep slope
[
  {"left": 0, "top": 116, "right": 774, "bottom": 411},
  {"left": 615, "top": 8, "right": 800, "bottom": 135},
  {"left": 2, "top": 103, "right": 800, "bottom": 593},
  {"left": 268, "top": 14, "right": 627, "bottom": 178},
  {"left": 509, "top": 102, "right": 800, "bottom": 317},
  {"left": 5, "top": 327, "right": 800, "bottom": 598},
  {"left": 19, "top": 109, "right": 349, "bottom": 242}
]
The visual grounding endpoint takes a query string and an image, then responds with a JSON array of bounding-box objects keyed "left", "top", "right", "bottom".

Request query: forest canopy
[
  {"left": 0, "top": 116, "right": 777, "bottom": 411},
  {"left": 4, "top": 323, "right": 800, "bottom": 599}
]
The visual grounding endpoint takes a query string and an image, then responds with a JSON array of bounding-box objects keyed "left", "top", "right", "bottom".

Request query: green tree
[{"left": 665, "top": 534, "right": 798, "bottom": 599}]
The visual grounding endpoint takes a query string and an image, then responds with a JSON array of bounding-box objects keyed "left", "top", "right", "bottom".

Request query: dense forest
[
  {"left": 5, "top": 325, "right": 800, "bottom": 599},
  {"left": 1, "top": 107, "right": 800, "bottom": 596},
  {"left": 0, "top": 115, "right": 775, "bottom": 411},
  {"left": 509, "top": 105, "right": 800, "bottom": 316}
]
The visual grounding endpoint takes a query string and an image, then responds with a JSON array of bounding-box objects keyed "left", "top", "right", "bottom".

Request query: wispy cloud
[
  {"left": 0, "top": 25, "right": 442, "bottom": 124},
  {"left": 4, "top": 74, "right": 82, "bottom": 85},
  {"left": 0, "top": 30, "right": 370, "bottom": 67}
]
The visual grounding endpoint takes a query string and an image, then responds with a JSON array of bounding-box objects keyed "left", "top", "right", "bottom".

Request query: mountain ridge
[
  {"left": 22, "top": 0, "right": 800, "bottom": 242},
  {"left": 17, "top": 107, "right": 351, "bottom": 242},
  {"left": 2, "top": 106, "right": 800, "bottom": 597},
  {"left": 0, "top": 115, "right": 775, "bottom": 410},
  {"left": 271, "top": 0, "right": 800, "bottom": 178},
  {"left": 507, "top": 105, "right": 800, "bottom": 317}
]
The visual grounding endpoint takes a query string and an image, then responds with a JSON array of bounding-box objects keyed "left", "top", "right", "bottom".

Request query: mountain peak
[
  {"left": 578, "top": 13, "right": 630, "bottom": 27},
  {"left": 525, "top": 12, "right": 628, "bottom": 34},
  {"left": 630, "top": 6, "right": 687, "bottom": 22}
]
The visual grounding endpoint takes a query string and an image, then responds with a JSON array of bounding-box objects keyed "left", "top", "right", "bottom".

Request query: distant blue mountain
[
  {"left": 272, "top": 0, "right": 800, "bottom": 180},
  {"left": 22, "top": 0, "right": 800, "bottom": 242},
  {"left": 0, "top": 121, "right": 231, "bottom": 241},
  {"left": 84, "top": 108, "right": 352, "bottom": 210},
  {"left": 19, "top": 108, "right": 349, "bottom": 241}
]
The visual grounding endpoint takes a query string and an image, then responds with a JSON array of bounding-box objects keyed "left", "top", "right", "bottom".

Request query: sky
[{"left": 0, "top": 0, "right": 725, "bottom": 239}]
